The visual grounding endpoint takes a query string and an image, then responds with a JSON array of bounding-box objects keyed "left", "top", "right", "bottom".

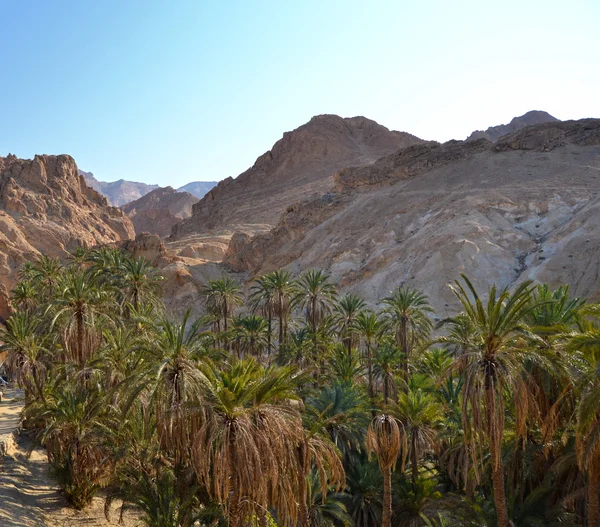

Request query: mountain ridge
[{"left": 171, "top": 114, "right": 424, "bottom": 238}]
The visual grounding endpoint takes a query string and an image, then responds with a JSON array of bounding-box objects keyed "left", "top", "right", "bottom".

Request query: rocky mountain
[
  {"left": 467, "top": 110, "right": 558, "bottom": 142},
  {"left": 122, "top": 186, "right": 199, "bottom": 237},
  {"left": 177, "top": 181, "right": 218, "bottom": 199},
  {"left": 171, "top": 115, "right": 423, "bottom": 238},
  {"left": 0, "top": 155, "right": 135, "bottom": 317},
  {"left": 223, "top": 118, "right": 600, "bottom": 314},
  {"left": 80, "top": 170, "right": 159, "bottom": 206}
]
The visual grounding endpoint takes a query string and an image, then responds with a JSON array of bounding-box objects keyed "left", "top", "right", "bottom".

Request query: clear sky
[{"left": 1, "top": 0, "right": 598, "bottom": 187}]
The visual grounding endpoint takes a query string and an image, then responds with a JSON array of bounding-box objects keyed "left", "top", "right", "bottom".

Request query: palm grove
[{"left": 3, "top": 248, "right": 600, "bottom": 527}]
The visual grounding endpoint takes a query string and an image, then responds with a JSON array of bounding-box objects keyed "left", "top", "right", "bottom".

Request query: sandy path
[{"left": 0, "top": 390, "right": 140, "bottom": 527}]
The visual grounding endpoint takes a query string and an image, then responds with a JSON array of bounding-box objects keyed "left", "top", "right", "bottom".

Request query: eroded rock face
[
  {"left": 0, "top": 154, "right": 135, "bottom": 318},
  {"left": 172, "top": 114, "right": 423, "bottom": 237},
  {"left": 223, "top": 119, "right": 600, "bottom": 315},
  {"left": 122, "top": 187, "right": 199, "bottom": 237}
]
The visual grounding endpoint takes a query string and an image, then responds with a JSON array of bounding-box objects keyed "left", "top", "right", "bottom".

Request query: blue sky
[{"left": 1, "top": 0, "right": 598, "bottom": 187}]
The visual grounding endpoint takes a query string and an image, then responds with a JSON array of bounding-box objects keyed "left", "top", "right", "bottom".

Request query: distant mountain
[
  {"left": 177, "top": 181, "right": 218, "bottom": 199},
  {"left": 172, "top": 114, "right": 423, "bottom": 238},
  {"left": 467, "top": 110, "right": 559, "bottom": 142},
  {"left": 122, "top": 187, "right": 198, "bottom": 237},
  {"left": 79, "top": 170, "right": 159, "bottom": 207}
]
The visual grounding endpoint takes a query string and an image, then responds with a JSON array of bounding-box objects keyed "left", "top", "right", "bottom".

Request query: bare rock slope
[
  {"left": 122, "top": 186, "right": 199, "bottom": 237},
  {"left": 0, "top": 155, "right": 135, "bottom": 317},
  {"left": 224, "top": 119, "right": 600, "bottom": 314},
  {"left": 172, "top": 115, "right": 423, "bottom": 237},
  {"left": 467, "top": 110, "right": 558, "bottom": 142}
]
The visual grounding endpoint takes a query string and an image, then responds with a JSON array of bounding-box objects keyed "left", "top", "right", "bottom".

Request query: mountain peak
[{"left": 467, "top": 110, "right": 559, "bottom": 142}]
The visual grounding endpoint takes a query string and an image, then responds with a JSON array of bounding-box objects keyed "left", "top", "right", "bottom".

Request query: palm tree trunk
[
  {"left": 76, "top": 311, "right": 85, "bottom": 365},
  {"left": 383, "top": 465, "right": 392, "bottom": 527},
  {"left": 487, "top": 383, "right": 510, "bottom": 527},
  {"left": 297, "top": 442, "right": 309, "bottom": 527},
  {"left": 411, "top": 434, "right": 419, "bottom": 488},
  {"left": 588, "top": 465, "right": 600, "bottom": 527},
  {"left": 267, "top": 312, "right": 272, "bottom": 357},
  {"left": 400, "top": 316, "right": 409, "bottom": 385},
  {"left": 384, "top": 375, "right": 390, "bottom": 405},
  {"left": 229, "top": 485, "right": 243, "bottom": 527},
  {"left": 367, "top": 342, "right": 374, "bottom": 399}
]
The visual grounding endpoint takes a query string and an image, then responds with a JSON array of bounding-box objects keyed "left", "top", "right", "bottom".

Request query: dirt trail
[{"left": 0, "top": 390, "right": 139, "bottom": 527}]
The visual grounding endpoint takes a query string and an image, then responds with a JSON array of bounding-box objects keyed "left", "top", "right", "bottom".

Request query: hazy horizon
[{"left": 1, "top": 0, "right": 598, "bottom": 186}]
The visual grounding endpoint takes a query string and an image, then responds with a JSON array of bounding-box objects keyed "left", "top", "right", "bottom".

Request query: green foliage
[{"left": 3, "top": 255, "right": 600, "bottom": 526}]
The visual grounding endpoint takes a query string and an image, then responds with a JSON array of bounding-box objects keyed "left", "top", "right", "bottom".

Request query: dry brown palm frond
[{"left": 367, "top": 414, "right": 407, "bottom": 472}]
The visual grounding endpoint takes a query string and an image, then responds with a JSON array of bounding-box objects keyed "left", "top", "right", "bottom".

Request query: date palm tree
[
  {"left": 119, "top": 256, "right": 164, "bottom": 311},
  {"left": 372, "top": 339, "right": 403, "bottom": 404},
  {"left": 367, "top": 414, "right": 407, "bottom": 527},
  {"left": 444, "top": 274, "right": 551, "bottom": 527},
  {"left": 51, "top": 268, "right": 112, "bottom": 366},
  {"left": 192, "top": 359, "right": 306, "bottom": 527},
  {"left": 382, "top": 286, "right": 433, "bottom": 380},
  {"left": 199, "top": 276, "right": 244, "bottom": 335},
  {"left": 393, "top": 387, "right": 443, "bottom": 488},
  {"left": 1, "top": 311, "right": 48, "bottom": 401},
  {"left": 569, "top": 327, "right": 600, "bottom": 527},
  {"left": 146, "top": 311, "right": 211, "bottom": 463},
  {"left": 30, "top": 255, "right": 63, "bottom": 301},
  {"left": 354, "top": 310, "right": 385, "bottom": 398},
  {"left": 293, "top": 270, "right": 337, "bottom": 339},
  {"left": 232, "top": 314, "right": 271, "bottom": 359},
  {"left": 334, "top": 294, "right": 367, "bottom": 353}
]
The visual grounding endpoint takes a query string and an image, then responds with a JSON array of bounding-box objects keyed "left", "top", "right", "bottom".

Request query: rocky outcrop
[
  {"left": 122, "top": 187, "right": 199, "bottom": 237},
  {"left": 467, "top": 110, "right": 558, "bottom": 142},
  {"left": 223, "top": 119, "right": 600, "bottom": 315},
  {"left": 81, "top": 170, "right": 159, "bottom": 206},
  {"left": 172, "top": 115, "right": 423, "bottom": 237},
  {"left": 0, "top": 155, "right": 135, "bottom": 317}
]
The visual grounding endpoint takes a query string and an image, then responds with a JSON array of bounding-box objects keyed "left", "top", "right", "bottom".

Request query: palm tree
[
  {"left": 232, "top": 314, "right": 271, "bottom": 358},
  {"left": 393, "top": 387, "right": 443, "bottom": 488},
  {"left": 119, "top": 256, "right": 164, "bottom": 311},
  {"left": 249, "top": 274, "right": 276, "bottom": 354},
  {"left": 305, "top": 381, "right": 369, "bottom": 456},
  {"left": 372, "top": 339, "right": 403, "bottom": 404},
  {"left": 568, "top": 328, "right": 600, "bottom": 527},
  {"left": 51, "top": 268, "right": 112, "bottom": 366},
  {"left": 366, "top": 414, "right": 407, "bottom": 527},
  {"left": 293, "top": 270, "right": 337, "bottom": 339},
  {"left": 354, "top": 310, "right": 385, "bottom": 398},
  {"left": 192, "top": 359, "right": 306, "bottom": 527},
  {"left": 382, "top": 286, "right": 433, "bottom": 380},
  {"left": 27, "top": 383, "right": 116, "bottom": 509},
  {"left": 147, "top": 311, "right": 210, "bottom": 462},
  {"left": 1, "top": 312, "right": 48, "bottom": 401},
  {"left": 443, "top": 274, "right": 551, "bottom": 527},
  {"left": 30, "top": 255, "right": 62, "bottom": 300},
  {"left": 10, "top": 280, "right": 38, "bottom": 313},
  {"left": 306, "top": 470, "right": 351, "bottom": 527},
  {"left": 342, "top": 453, "right": 383, "bottom": 527},
  {"left": 199, "top": 276, "right": 244, "bottom": 335},
  {"left": 334, "top": 294, "right": 367, "bottom": 353}
]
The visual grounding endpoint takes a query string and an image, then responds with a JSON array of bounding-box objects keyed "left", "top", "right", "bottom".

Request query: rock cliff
[{"left": 0, "top": 154, "right": 135, "bottom": 317}]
